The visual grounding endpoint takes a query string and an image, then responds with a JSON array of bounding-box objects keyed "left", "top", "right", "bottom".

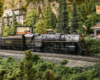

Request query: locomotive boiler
[{"left": 24, "top": 33, "right": 85, "bottom": 55}]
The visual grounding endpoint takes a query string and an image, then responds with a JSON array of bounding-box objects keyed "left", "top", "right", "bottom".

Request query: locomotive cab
[
  {"left": 46, "top": 29, "right": 54, "bottom": 34},
  {"left": 24, "top": 34, "right": 34, "bottom": 49}
]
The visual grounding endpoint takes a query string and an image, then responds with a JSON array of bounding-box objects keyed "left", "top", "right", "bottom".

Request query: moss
[{"left": 61, "top": 59, "right": 68, "bottom": 65}]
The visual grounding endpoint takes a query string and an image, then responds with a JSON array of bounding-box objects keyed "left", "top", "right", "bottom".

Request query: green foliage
[
  {"left": 17, "top": 22, "right": 23, "bottom": 26},
  {"left": 17, "top": 50, "right": 36, "bottom": 80},
  {"left": 67, "top": 5, "right": 72, "bottom": 23},
  {"left": 61, "top": 59, "right": 68, "bottom": 65},
  {"left": 70, "top": 0, "right": 78, "bottom": 34},
  {"left": 53, "top": 65, "right": 74, "bottom": 78},
  {"left": 91, "top": 14, "right": 97, "bottom": 27},
  {"left": 24, "top": 9, "right": 38, "bottom": 33},
  {"left": 12, "top": 12, "right": 17, "bottom": 35},
  {"left": 50, "top": 12, "right": 57, "bottom": 28},
  {"left": 7, "top": 14, "right": 10, "bottom": 26},
  {"left": 57, "top": 0, "right": 69, "bottom": 34},
  {"left": 31, "top": 54, "right": 40, "bottom": 63},
  {"left": 34, "top": 19, "right": 47, "bottom": 34},
  {"left": 68, "top": 0, "right": 85, "bottom": 5},
  {"left": 38, "top": 6, "right": 42, "bottom": 15},
  {"left": 0, "top": 56, "right": 19, "bottom": 69},
  {"left": 76, "top": 22, "right": 87, "bottom": 35},
  {"left": 3, "top": 26, "right": 10, "bottom": 37},
  {"left": 0, "top": 0, "right": 3, "bottom": 17},
  {"left": 72, "top": 66, "right": 83, "bottom": 74},
  {"left": 0, "top": 50, "right": 100, "bottom": 80},
  {"left": 13, "top": 12, "right": 17, "bottom": 26},
  {"left": 0, "top": 69, "right": 6, "bottom": 80},
  {"left": 1, "top": 18, "right": 4, "bottom": 35},
  {"left": 32, "top": 17, "right": 35, "bottom": 33},
  {"left": 83, "top": 63, "right": 100, "bottom": 78},
  {"left": 10, "top": 24, "right": 16, "bottom": 35},
  {"left": 42, "top": 69, "right": 57, "bottom": 80},
  {"left": 37, "top": 58, "right": 43, "bottom": 64},
  {"left": 43, "top": 6, "right": 52, "bottom": 29},
  {"left": 85, "top": 37, "right": 100, "bottom": 54},
  {"left": 76, "top": 0, "right": 100, "bottom": 34},
  {"left": 69, "top": 70, "right": 97, "bottom": 80},
  {"left": 24, "top": 9, "right": 38, "bottom": 26}
]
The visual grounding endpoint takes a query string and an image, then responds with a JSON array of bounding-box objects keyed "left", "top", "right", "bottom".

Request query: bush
[
  {"left": 37, "top": 58, "right": 43, "bottom": 64},
  {"left": 10, "top": 24, "right": 16, "bottom": 35},
  {"left": 83, "top": 63, "right": 100, "bottom": 78},
  {"left": 69, "top": 70, "right": 97, "bottom": 80},
  {"left": 85, "top": 37, "right": 100, "bottom": 54},
  {"left": 31, "top": 54, "right": 40, "bottom": 63},
  {"left": 0, "top": 50, "right": 99, "bottom": 80},
  {"left": 3, "top": 26, "right": 10, "bottom": 37},
  {"left": 61, "top": 59, "right": 68, "bottom": 65},
  {"left": 72, "top": 66, "right": 83, "bottom": 74},
  {"left": 7, "top": 56, "right": 15, "bottom": 62},
  {"left": 53, "top": 65, "right": 74, "bottom": 78},
  {"left": 42, "top": 69, "right": 57, "bottom": 80}
]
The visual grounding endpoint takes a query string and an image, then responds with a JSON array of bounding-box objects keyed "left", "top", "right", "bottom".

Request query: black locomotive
[{"left": 0, "top": 33, "right": 86, "bottom": 55}]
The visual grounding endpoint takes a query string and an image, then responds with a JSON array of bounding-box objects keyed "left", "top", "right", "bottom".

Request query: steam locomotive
[{"left": 0, "top": 33, "right": 86, "bottom": 55}]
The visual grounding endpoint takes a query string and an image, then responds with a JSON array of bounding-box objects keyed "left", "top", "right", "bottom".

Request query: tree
[
  {"left": 34, "top": 20, "right": 46, "bottom": 34},
  {"left": 70, "top": 0, "right": 78, "bottom": 34},
  {"left": 32, "top": 17, "right": 35, "bottom": 33},
  {"left": 7, "top": 14, "right": 10, "bottom": 26},
  {"left": 3, "top": 26, "right": 10, "bottom": 37},
  {"left": 13, "top": 12, "right": 17, "bottom": 26},
  {"left": 57, "top": 0, "right": 69, "bottom": 34},
  {"left": 41, "top": 12, "right": 44, "bottom": 19},
  {"left": 10, "top": 24, "right": 16, "bottom": 35},
  {"left": 91, "top": 14, "right": 97, "bottom": 27},
  {"left": 0, "top": 0, "right": 3, "bottom": 17},
  {"left": 23, "top": 9, "right": 38, "bottom": 26},
  {"left": 42, "top": 70, "right": 57, "bottom": 80},
  {"left": 44, "top": 6, "right": 52, "bottom": 29},
  {"left": 50, "top": 12, "right": 57, "bottom": 28},
  {"left": 76, "top": 0, "right": 100, "bottom": 34},
  {"left": 38, "top": 6, "right": 42, "bottom": 15},
  {"left": 1, "top": 18, "right": 4, "bottom": 35},
  {"left": 56, "top": 0, "right": 62, "bottom": 33},
  {"left": 16, "top": 50, "right": 36, "bottom": 80},
  {"left": 68, "top": 0, "right": 85, "bottom": 5},
  {"left": 61, "top": 0, "right": 69, "bottom": 34},
  {"left": 12, "top": 12, "right": 17, "bottom": 35}
]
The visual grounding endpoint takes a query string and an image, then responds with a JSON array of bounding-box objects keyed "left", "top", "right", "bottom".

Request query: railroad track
[{"left": 0, "top": 49, "right": 100, "bottom": 63}]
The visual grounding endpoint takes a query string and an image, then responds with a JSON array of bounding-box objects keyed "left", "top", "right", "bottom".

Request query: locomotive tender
[{"left": 0, "top": 33, "right": 85, "bottom": 55}]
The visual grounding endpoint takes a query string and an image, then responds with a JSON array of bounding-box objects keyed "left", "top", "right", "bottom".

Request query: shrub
[
  {"left": 16, "top": 50, "right": 36, "bottom": 80},
  {"left": 37, "top": 58, "right": 44, "bottom": 64},
  {"left": 3, "top": 26, "right": 10, "bottom": 37},
  {"left": 69, "top": 70, "right": 97, "bottom": 80},
  {"left": 31, "top": 54, "right": 40, "bottom": 63},
  {"left": 42, "top": 69, "right": 57, "bottom": 80},
  {"left": 61, "top": 59, "right": 68, "bottom": 65},
  {"left": 72, "top": 66, "right": 83, "bottom": 74},
  {"left": 83, "top": 63, "right": 100, "bottom": 78},
  {"left": 53, "top": 65, "right": 74, "bottom": 78},
  {"left": 85, "top": 37, "right": 100, "bottom": 54},
  {"left": 7, "top": 56, "right": 15, "bottom": 62}
]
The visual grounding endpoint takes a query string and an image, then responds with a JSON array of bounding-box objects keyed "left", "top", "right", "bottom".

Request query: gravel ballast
[{"left": 0, "top": 52, "right": 96, "bottom": 67}]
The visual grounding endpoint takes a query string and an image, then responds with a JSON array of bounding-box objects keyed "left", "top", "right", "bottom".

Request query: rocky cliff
[{"left": 3, "top": 0, "right": 72, "bottom": 17}]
